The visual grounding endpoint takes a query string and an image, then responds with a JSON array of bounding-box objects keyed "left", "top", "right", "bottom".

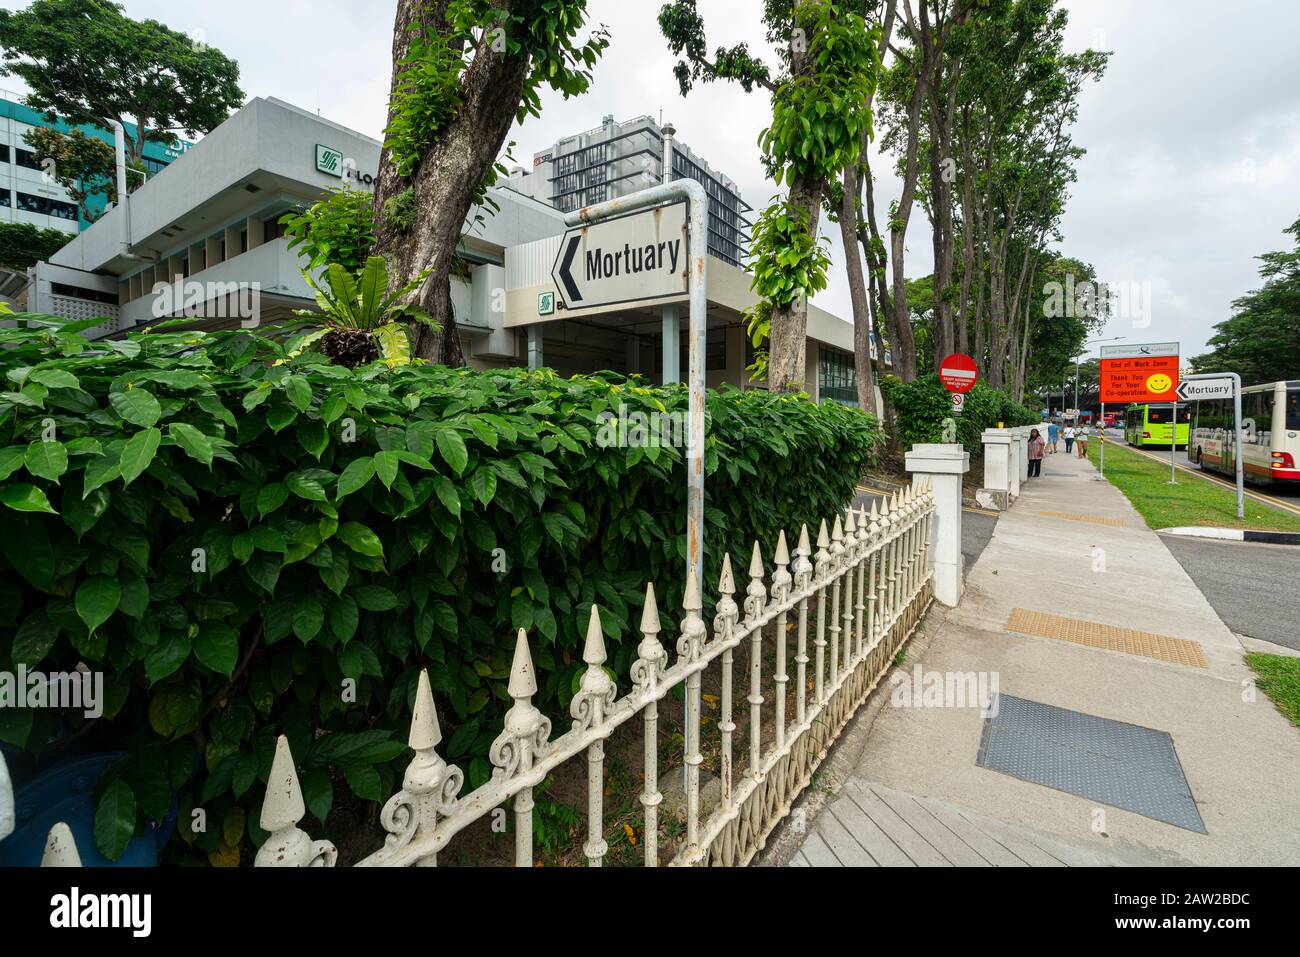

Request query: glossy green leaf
[
  {"left": 75, "top": 574, "right": 121, "bottom": 632},
  {"left": 110, "top": 387, "right": 162, "bottom": 427},
  {"left": 93, "top": 779, "right": 137, "bottom": 861},
  {"left": 24, "top": 440, "right": 67, "bottom": 481}
]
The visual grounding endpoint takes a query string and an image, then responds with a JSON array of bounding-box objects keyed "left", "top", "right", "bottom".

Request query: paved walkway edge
[{"left": 1160, "top": 526, "right": 1300, "bottom": 546}]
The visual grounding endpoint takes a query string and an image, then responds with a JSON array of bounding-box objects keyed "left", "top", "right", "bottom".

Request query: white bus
[{"left": 1187, "top": 380, "right": 1300, "bottom": 485}]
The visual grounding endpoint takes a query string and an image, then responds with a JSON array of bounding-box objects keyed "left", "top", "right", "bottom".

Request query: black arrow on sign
[{"left": 556, "top": 234, "right": 582, "bottom": 303}]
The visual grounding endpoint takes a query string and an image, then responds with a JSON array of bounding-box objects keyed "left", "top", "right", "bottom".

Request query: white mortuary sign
[{"left": 551, "top": 201, "right": 688, "bottom": 309}]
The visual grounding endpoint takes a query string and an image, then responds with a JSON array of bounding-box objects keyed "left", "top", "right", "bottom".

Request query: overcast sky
[{"left": 6, "top": 0, "right": 1299, "bottom": 371}]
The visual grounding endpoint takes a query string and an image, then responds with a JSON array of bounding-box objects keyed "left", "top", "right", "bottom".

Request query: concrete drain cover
[{"left": 976, "top": 694, "right": 1206, "bottom": 833}]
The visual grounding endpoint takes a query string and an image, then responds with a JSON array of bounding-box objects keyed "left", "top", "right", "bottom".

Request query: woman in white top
[{"left": 1062, "top": 425, "right": 1076, "bottom": 454}]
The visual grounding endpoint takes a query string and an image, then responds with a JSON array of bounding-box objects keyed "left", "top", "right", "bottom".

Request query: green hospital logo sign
[
  {"left": 315, "top": 144, "right": 344, "bottom": 176},
  {"left": 315, "top": 144, "right": 377, "bottom": 188}
]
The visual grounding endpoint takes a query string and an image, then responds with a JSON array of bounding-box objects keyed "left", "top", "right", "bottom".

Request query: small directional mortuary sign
[
  {"left": 551, "top": 201, "right": 689, "bottom": 309},
  {"left": 1176, "top": 377, "right": 1234, "bottom": 402}
]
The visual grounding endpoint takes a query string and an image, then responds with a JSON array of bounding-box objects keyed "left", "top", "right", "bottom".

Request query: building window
[
  {"left": 16, "top": 191, "right": 78, "bottom": 220},
  {"left": 652, "top": 328, "right": 727, "bottom": 373},
  {"left": 818, "top": 347, "right": 858, "bottom": 407},
  {"left": 0, "top": 145, "right": 9, "bottom": 164},
  {"left": 51, "top": 282, "right": 118, "bottom": 305},
  {"left": 263, "top": 217, "right": 288, "bottom": 243},
  {"left": 15, "top": 148, "right": 43, "bottom": 171},
  {"left": 0, "top": 191, "right": 9, "bottom": 208}
]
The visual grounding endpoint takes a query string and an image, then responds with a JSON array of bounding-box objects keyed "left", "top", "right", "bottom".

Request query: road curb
[{"left": 1159, "top": 526, "right": 1300, "bottom": 546}]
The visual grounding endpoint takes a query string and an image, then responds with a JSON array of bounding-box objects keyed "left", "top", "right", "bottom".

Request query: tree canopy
[
  {"left": 0, "top": 0, "right": 244, "bottom": 164},
  {"left": 660, "top": 0, "right": 881, "bottom": 393},
  {"left": 22, "top": 127, "right": 144, "bottom": 221},
  {"left": 1192, "top": 216, "right": 1300, "bottom": 385}
]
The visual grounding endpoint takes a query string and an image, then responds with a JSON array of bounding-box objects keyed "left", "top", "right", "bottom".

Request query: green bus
[{"left": 1125, "top": 404, "right": 1191, "bottom": 448}]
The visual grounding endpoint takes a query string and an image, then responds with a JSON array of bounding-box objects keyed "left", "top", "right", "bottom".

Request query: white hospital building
[{"left": 24, "top": 97, "right": 882, "bottom": 404}]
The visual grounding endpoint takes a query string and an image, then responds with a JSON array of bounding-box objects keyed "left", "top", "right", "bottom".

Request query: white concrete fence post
[
  {"left": 1016, "top": 427, "right": 1031, "bottom": 486},
  {"left": 0, "top": 750, "right": 13, "bottom": 843},
  {"left": 2, "top": 752, "right": 86, "bottom": 866},
  {"left": 42, "top": 822, "right": 82, "bottom": 866},
  {"left": 1007, "top": 428, "right": 1023, "bottom": 499},
  {"left": 905, "top": 443, "right": 970, "bottom": 606},
  {"left": 977, "top": 428, "right": 1014, "bottom": 510}
]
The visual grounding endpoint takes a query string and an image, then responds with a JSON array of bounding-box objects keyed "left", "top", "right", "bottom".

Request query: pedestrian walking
[
  {"left": 1027, "top": 428, "right": 1045, "bottom": 477},
  {"left": 1047, "top": 421, "right": 1059, "bottom": 453},
  {"left": 1076, "top": 426, "right": 1089, "bottom": 459},
  {"left": 1063, "top": 424, "right": 1075, "bottom": 454}
]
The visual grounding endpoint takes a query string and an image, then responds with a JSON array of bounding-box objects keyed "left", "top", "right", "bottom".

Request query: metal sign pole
[
  {"left": 1178, "top": 372, "right": 1245, "bottom": 519},
  {"left": 1099, "top": 402, "right": 1105, "bottom": 479},
  {"left": 1168, "top": 401, "right": 1178, "bottom": 484},
  {"left": 565, "top": 179, "right": 709, "bottom": 794},
  {"left": 1232, "top": 373, "right": 1244, "bottom": 519}
]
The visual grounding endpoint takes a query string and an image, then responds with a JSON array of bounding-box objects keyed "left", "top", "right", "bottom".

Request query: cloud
[{"left": 7, "top": 0, "right": 1297, "bottom": 366}]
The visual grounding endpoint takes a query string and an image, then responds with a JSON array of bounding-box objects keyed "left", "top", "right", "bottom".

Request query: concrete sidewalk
[{"left": 792, "top": 448, "right": 1300, "bottom": 866}]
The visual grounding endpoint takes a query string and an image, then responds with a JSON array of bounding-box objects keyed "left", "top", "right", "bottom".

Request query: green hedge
[
  {"left": 0, "top": 315, "right": 880, "bottom": 863},
  {"left": 883, "top": 373, "right": 1039, "bottom": 455}
]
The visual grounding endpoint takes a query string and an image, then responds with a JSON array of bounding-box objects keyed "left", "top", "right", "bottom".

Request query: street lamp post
[
  {"left": 1077, "top": 336, "right": 1126, "bottom": 478},
  {"left": 1074, "top": 336, "right": 1127, "bottom": 424}
]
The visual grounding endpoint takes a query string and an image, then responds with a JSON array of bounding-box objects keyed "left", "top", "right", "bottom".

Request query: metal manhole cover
[{"left": 976, "top": 694, "right": 1206, "bottom": 833}]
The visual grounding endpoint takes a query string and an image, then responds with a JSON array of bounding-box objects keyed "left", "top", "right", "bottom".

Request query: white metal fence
[{"left": 25, "top": 484, "right": 935, "bottom": 868}]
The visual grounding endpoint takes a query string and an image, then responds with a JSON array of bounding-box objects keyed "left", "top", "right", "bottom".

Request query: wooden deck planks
[
  {"left": 842, "top": 781, "right": 951, "bottom": 866},
  {"left": 790, "top": 781, "right": 1123, "bottom": 867},
  {"left": 863, "top": 783, "right": 989, "bottom": 866}
]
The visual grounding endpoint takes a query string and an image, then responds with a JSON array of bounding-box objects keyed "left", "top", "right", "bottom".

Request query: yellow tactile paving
[
  {"left": 1038, "top": 511, "right": 1127, "bottom": 528},
  {"left": 1005, "top": 609, "right": 1207, "bottom": 669}
]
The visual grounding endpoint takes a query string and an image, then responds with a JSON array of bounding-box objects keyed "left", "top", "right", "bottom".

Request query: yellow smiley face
[{"left": 1147, "top": 373, "right": 1173, "bottom": 394}]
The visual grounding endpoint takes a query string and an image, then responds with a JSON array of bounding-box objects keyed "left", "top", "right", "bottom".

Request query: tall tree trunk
[
  {"left": 887, "top": 75, "right": 925, "bottom": 382},
  {"left": 956, "top": 107, "right": 976, "bottom": 356},
  {"left": 922, "top": 35, "right": 962, "bottom": 368},
  {"left": 840, "top": 163, "right": 877, "bottom": 416},
  {"left": 767, "top": 180, "right": 822, "bottom": 393},
  {"left": 883, "top": 2, "right": 936, "bottom": 383},
  {"left": 372, "top": 0, "right": 530, "bottom": 365},
  {"left": 1016, "top": 276, "right": 1034, "bottom": 402},
  {"left": 859, "top": 145, "right": 896, "bottom": 395}
]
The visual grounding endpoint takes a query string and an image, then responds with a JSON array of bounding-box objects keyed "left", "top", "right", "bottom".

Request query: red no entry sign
[{"left": 939, "top": 353, "right": 978, "bottom": 393}]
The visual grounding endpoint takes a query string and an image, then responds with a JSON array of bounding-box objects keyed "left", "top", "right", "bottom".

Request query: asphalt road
[{"left": 1160, "top": 534, "right": 1300, "bottom": 650}]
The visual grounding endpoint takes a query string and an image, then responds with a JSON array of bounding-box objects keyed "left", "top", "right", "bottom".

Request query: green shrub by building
[
  {"left": 0, "top": 315, "right": 880, "bottom": 863},
  {"left": 883, "top": 373, "right": 1039, "bottom": 455}
]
